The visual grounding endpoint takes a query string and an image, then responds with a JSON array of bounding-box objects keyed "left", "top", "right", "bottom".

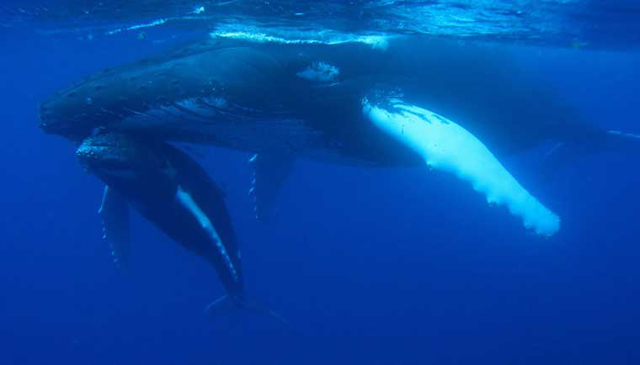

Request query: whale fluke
[
  {"left": 363, "top": 97, "right": 561, "bottom": 237},
  {"left": 206, "top": 295, "right": 290, "bottom": 326}
]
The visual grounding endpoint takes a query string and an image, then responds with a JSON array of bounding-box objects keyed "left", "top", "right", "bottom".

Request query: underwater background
[{"left": 1, "top": 1, "right": 640, "bottom": 364}]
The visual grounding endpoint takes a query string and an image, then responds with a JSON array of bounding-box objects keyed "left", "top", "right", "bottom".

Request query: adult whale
[{"left": 39, "top": 35, "right": 640, "bottom": 236}]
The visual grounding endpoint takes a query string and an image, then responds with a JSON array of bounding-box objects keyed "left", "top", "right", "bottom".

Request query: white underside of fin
[
  {"left": 175, "top": 186, "right": 238, "bottom": 280},
  {"left": 363, "top": 99, "right": 560, "bottom": 237}
]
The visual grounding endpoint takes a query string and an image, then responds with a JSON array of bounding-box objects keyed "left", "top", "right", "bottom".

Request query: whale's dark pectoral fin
[
  {"left": 363, "top": 96, "right": 560, "bottom": 237},
  {"left": 98, "top": 186, "right": 131, "bottom": 269},
  {"left": 248, "top": 152, "right": 295, "bottom": 222}
]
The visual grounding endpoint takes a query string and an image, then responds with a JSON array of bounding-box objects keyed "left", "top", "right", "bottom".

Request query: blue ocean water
[{"left": 1, "top": 1, "right": 640, "bottom": 364}]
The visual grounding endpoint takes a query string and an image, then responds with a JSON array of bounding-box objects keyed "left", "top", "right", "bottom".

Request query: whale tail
[{"left": 205, "top": 295, "right": 290, "bottom": 326}]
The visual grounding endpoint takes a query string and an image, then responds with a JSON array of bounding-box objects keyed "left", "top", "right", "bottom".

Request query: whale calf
[
  {"left": 77, "top": 132, "right": 245, "bottom": 310},
  {"left": 40, "top": 35, "right": 640, "bottom": 237}
]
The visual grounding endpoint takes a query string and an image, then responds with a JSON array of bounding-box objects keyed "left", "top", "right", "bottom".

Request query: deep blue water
[{"left": 2, "top": 2, "right": 640, "bottom": 365}]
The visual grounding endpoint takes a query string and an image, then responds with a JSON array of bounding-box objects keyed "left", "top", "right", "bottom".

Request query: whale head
[
  {"left": 38, "top": 39, "right": 286, "bottom": 142},
  {"left": 76, "top": 133, "right": 177, "bottom": 198},
  {"left": 38, "top": 89, "right": 98, "bottom": 139}
]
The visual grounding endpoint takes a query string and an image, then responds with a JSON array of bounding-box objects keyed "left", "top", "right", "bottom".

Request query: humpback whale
[
  {"left": 77, "top": 132, "right": 245, "bottom": 311},
  {"left": 39, "top": 35, "right": 640, "bottom": 239}
]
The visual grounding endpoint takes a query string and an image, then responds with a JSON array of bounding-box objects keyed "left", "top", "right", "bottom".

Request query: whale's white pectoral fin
[
  {"left": 175, "top": 185, "right": 238, "bottom": 281},
  {"left": 363, "top": 98, "right": 560, "bottom": 236},
  {"left": 98, "top": 186, "right": 131, "bottom": 269}
]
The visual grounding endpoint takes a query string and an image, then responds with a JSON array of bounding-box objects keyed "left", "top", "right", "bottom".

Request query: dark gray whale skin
[
  {"left": 38, "top": 36, "right": 608, "bottom": 165},
  {"left": 77, "top": 132, "right": 244, "bottom": 299}
]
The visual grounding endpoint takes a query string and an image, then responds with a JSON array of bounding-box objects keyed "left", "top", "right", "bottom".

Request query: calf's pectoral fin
[
  {"left": 98, "top": 186, "right": 131, "bottom": 269},
  {"left": 362, "top": 97, "right": 560, "bottom": 237},
  {"left": 175, "top": 185, "right": 238, "bottom": 282}
]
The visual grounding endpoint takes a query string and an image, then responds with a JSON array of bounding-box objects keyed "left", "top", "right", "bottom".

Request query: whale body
[
  {"left": 39, "top": 37, "right": 604, "bottom": 159},
  {"left": 39, "top": 35, "right": 640, "bottom": 236}
]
